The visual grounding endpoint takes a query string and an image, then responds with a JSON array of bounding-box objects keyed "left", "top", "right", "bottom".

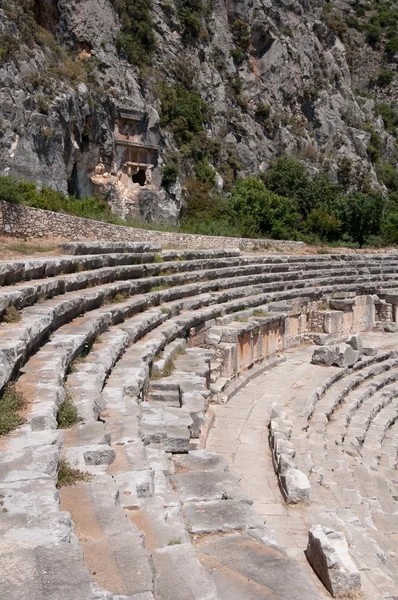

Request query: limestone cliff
[{"left": 0, "top": 0, "right": 397, "bottom": 223}]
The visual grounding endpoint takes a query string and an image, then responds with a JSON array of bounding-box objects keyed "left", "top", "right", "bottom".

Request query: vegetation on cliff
[{"left": 2, "top": 154, "right": 398, "bottom": 247}]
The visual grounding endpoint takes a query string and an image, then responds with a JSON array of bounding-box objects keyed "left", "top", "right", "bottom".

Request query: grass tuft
[
  {"left": 154, "top": 253, "right": 163, "bottom": 263},
  {"left": 57, "top": 393, "right": 81, "bottom": 429},
  {"left": 0, "top": 384, "right": 27, "bottom": 435},
  {"left": 3, "top": 305, "right": 22, "bottom": 324},
  {"left": 150, "top": 284, "right": 169, "bottom": 293},
  {"left": 163, "top": 357, "right": 176, "bottom": 377},
  {"left": 168, "top": 537, "right": 182, "bottom": 545},
  {"left": 56, "top": 459, "right": 92, "bottom": 488}
]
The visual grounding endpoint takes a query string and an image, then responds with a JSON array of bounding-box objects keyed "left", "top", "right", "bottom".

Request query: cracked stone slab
[
  {"left": 306, "top": 525, "right": 362, "bottom": 598},
  {"left": 183, "top": 500, "right": 264, "bottom": 534},
  {"left": 171, "top": 471, "right": 251, "bottom": 504},
  {"left": 152, "top": 543, "right": 219, "bottom": 600},
  {"left": 0, "top": 542, "right": 94, "bottom": 600},
  {"left": 196, "top": 532, "right": 324, "bottom": 600},
  {"left": 171, "top": 451, "right": 230, "bottom": 474}
]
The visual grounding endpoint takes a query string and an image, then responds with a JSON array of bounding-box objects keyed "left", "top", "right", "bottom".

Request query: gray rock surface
[
  {"left": 306, "top": 525, "right": 362, "bottom": 598},
  {"left": 312, "top": 343, "right": 359, "bottom": 368},
  {"left": 0, "top": 0, "right": 394, "bottom": 221}
]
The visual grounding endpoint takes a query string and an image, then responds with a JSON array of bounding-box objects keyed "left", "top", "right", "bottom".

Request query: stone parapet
[{"left": 0, "top": 200, "right": 304, "bottom": 251}]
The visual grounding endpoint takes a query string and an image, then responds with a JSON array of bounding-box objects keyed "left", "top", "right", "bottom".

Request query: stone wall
[{"left": 0, "top": 201, "right": 304, "bottom": 251}]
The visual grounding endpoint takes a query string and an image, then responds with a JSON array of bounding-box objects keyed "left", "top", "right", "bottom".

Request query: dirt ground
[{"left": 0, "top": 234, "right": 397, "bottom": 260}]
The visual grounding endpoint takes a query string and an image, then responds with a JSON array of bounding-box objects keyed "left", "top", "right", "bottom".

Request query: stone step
[
  {"left": 59, "top": 241, "right": 161, "bottom": 255},
  {"left": 360, "top": 398, "right": 398, "bottom": 467},
  {"left": 60, "top": 476, "right": 154, "bottom": 597}
]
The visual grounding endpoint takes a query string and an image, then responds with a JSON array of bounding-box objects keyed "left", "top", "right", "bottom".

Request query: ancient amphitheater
[{"left": 1, "top": 241, "right": 398, "bottom": 600}]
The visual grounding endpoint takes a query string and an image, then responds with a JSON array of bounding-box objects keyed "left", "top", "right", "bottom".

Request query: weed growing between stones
[
  {"left": 168, "top": 537, "right": 182, "bottom": 545},
  {"left": 57, "top": 392, "right": 81, "bottom": 429},
  {"left": 56, "top": 459, "right": 92, "bottom": 488},
  {"left": 108, "top": 291, "right": 131, "bottom": 304},
  {"left": 235, "top": 315, "right": 248, "bottom": 323},
  {"left": 0, "top": 384, "right": 27, "bottom": 435},
  {"left": 3, "top": 305, "right": 22, "bottom": 323},
  {"left": 163, "top": 357, "right": 176, "bottom": 377},
  {"left": 253, "top": 309, "right": 266, "bottom": 317},
  {"left": 221, "top": 491, "right": 233, "bottom": 500},
  {"left": 154, "top": 253, "right": 163, "bottom": 263},
  {"left": 150, "top": 284, "right": 169, "bottom": 292}
]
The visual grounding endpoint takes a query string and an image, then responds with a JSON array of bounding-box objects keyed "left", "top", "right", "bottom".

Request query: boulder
[
  {"left": 347, "top": 334, "right": 363, "bottom": 355},
  {"left": 280, "top": 467, "right": 311, "bottom": 505},
  {"left": 306, "top": 525, "right": 361, "bottom": 597},
  {"left": 312, "top": 343, "right": 359, "bottom": 368}
]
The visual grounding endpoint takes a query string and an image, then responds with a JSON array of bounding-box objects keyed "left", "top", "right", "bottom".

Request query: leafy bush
[
  {"left": 0, "top": 175, "right": 115, "bottom": 221},
  {"left": 229, "top": 178, "right": 299, "bottom": 238},
  {"left": 194, "top": 158, "right": 216, "bottom": 185},
  {"left": 232, "top": 20, "right": 250, "bottom": 51},
  {"left": 112, "top": 0, "right": 156, "bottom": 65},
  {"left": 176, "top": 0, "right": 212, "bottom": 39},
  {"left": 255, "top": 103, "right": 271, "bottom": 122},
  {"left": 335, "top": 191, "right": 385, "bottom": 247},
  {"left": 376, "top": 103, "right": 398, "bottom": 135},
  {"left": 376, "top": 69, "right": 394, "bottom": 87},
  {"left": 159, "top": 83, "right": 208, "bottom": 144},
  {"left": 263, "top": 156, "right": 342, "bottom": 218},
  {"left": 162, "top": 162, "right": 180, "bottom": 188}
]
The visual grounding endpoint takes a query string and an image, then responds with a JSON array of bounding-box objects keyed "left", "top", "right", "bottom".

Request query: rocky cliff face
[{"left": 0, "top": 0, "right": 397, "bottom": 223}]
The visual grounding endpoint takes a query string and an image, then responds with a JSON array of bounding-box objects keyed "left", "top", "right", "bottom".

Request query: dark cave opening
[
  {"left": 68, "top": 163, "right": 79, "bottom": 198},
  {"left": 132, "top": 169, "right": 146, "bottom": 187}
]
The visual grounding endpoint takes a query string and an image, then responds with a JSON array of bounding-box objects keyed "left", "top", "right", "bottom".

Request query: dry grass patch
[
  {"left": 2, "top": 305, "right": 22, "bottom": 323},
  {"left": 57, "top": 392, "right": 82, "bottom": 429},
  {"left": 56, "top": 459, "right": 92, "bottom": 488},
  {"left": 0, "top": 384, "right": 27, "bottom": 435}
]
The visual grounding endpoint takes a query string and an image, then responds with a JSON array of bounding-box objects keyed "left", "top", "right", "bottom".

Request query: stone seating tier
[{"left": 2, "top": 245, "right": 398, "bottom": 600}]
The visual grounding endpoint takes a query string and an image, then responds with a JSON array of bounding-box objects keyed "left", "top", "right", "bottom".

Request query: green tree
[
  {"left": 229, "top": 177, "right": 299, "bottom": 238},
  {"left": 336, "top": 192, "right": 385, "bottom": 246}
]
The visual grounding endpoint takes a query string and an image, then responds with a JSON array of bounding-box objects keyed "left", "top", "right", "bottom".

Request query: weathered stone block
[{"left": 306, "top": 525, "right": 361, "bottom": 598}]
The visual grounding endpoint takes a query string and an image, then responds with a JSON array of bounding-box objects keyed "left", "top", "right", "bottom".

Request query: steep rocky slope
[{"left": 0, "top": 0, "right": 397, "bottom": 223}]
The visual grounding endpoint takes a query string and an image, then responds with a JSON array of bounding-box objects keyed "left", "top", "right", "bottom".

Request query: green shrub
[
  {"left": 263, "top": 156, "right": 342, "bottom": 218},
  {"left": 365, "top": 24, "right": 382, "bottom": 48},
  {"left": 112, "top": 0, "right": 156, "bottom": 66},
  {"left": 232, "top": 20, "right": 250, "bottom": 51},
  {"left": 229, "top": 177, "right": 299, "bottom": 238},
  {"left": 162, "top": 162, "right": 180, "bottom": 188},
  {"left": 376, "top": 70, "right": 394, "bottom": 87},
  {"left": 0, "top": 384, "right": 27, "bottom": 435},
  {"left": 336, "top": 191, "right": 385, "bottom": 247},
  {"left": 305, "top": 207, "right": 342, "bottom": 242},
  {"left": 255, "top": 103, "right": 271, "bottom": 122},
  {"left": 194, "top": 158, "right": 216, "bottom": 185},
  {"left": 376, "top": 103, "right": 398, "bottom": 135},
  {"left": 159, "top": 83, "right": 208, "bottom": 144},
  {"left": 176, "top": 0, "right": 212, "bottom": 39}
]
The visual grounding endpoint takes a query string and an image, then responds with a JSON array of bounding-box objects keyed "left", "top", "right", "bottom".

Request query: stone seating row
[
  {"left": 4, "top": 258, "right": 398, "bottom": 414},
  {"left": 4, "top": 252, "right": 393, "bottom": 319},
  {"left": 3, "top": 248, "right": 398, "bottom": 599}
]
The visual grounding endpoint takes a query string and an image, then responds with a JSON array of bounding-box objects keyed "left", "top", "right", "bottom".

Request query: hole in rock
[{"left": 132, "top": 169, "right": 146, "bottom": 187}]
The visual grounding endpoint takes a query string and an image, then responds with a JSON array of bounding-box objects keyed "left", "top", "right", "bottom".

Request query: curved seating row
[{"left": 2, "top": 243, "right": 398, "bottom": 599}]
